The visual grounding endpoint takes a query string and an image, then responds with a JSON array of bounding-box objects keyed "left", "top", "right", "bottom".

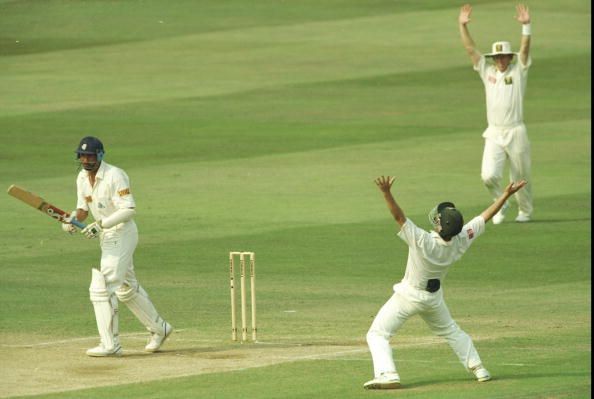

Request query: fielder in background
[
  {"left": 459, "top": 3, "right": 533, "bottom": 224},
  {"left": 364, "top": 175, "right": 527, "bottom": 389},
  {"left": 62, "top": 136, "right": 173, "bottom": 357}
]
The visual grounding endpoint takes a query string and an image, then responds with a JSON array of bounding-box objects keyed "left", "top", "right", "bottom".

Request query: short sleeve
[
  {"left": 473, "top": 55, "right": 487, "bottom": 80},
  {"left": 519, "top": 55, "right": 531, "bottom": 72},
  {"left": 76, "top": 175, "right": 89, "bottom": 211},
  {"left": 397, "top": 218, "right": 429, "bottom": 247},
  {"left": 111, "top": 169, "right": 136, "bottom": 209},
  {"left": 462, "top": 215, "right": 486, "bottom": 241}
]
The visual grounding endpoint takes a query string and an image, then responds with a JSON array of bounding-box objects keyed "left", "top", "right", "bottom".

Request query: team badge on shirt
[
  {"left": 467, "top": 228, "right": 475, "bottom": 239},
  {"left": 118, "top": 188, "right": 131, "bottom": 196},
  {"left": 85, "top": 196, "right": 93, "bottom": 203},
  {"left": 504, "top": 76, "right": 513, "bottom": 85}
]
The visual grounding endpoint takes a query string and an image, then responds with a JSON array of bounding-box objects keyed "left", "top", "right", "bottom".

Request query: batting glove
[
  {"left": 61, "top": 222, "right": 76, "bottom": 234},
  {"left": 81, "top": 221, "right": 103, "bottom": 239},
  {"left": 61, "top": 211, "right": 79, "bottom": 234}
]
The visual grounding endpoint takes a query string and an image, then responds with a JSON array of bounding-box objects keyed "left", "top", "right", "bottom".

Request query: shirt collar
[
  {"left": 91, "top": 161, "right": 107, "bottom": 181},
  {"left": 495, "top": 63, "right": 514, "bottom": 76},
  {"left": 430, "top": 230, "right": 452, "bottom": 245}
]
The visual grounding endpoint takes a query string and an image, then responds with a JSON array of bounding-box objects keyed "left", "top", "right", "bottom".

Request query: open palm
[
  {"left": 516, "top": 4, "right": 530, "bottom": 24},
  {"left": 459, "top": 4, "right": 472, "bottom": 25}
]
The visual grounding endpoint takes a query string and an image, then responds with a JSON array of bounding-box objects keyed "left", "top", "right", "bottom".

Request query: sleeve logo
[
  {"left": 118, "top": 188, "right": 131, "bottom": 197},
  {"left": 467, "top": 228, "right": 474, "bottom": 239}
]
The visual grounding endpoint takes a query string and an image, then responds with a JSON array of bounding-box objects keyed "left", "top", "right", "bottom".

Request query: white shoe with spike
[
  {"left": 472, "top": 365, "right": 492, "bottom": 382},
  {"left": 86, "top": 343, "right": 123, "bottom": 357},
  {"left": 363, "top": 372, "right": 401, "bottom": 389},
  {"left": 145, "top": 321, "right": 173, "bottom": 352}
]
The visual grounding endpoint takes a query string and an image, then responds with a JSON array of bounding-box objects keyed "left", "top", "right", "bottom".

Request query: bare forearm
[
  {"left": 383, "top": 192, "right": 407, "bottom": 226},
  {"left": 75, "top": 209, "right": 89, "bottom": 222},
  {"left": 459, "top": 23, "right": 480, "bottom": 65},
  {"left": 516, "top": 4, "right": 531, "bottom": 65},
  {"left": 481, "top": 193, "right": 511, "bottom": 222},
  {"left": 519, "top": 33, "right": 530, "bottom": 65}
]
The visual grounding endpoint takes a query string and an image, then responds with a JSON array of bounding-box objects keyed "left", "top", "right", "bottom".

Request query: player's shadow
[
  {"left": 120, "top": 342, "right": 299, "bottom": 358},
  {"left": 401, "top": 370, "right": 589, "bottom": 389},
  {"left": 524, "top": 218, "right": 590, "bottom": 223},
  {"left": 400, "top": 375, "right": 474, "bottom": 389}
]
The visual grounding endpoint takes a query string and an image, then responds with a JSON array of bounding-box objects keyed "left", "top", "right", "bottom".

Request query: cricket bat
[{"left": 7, "top": 185, "right": 86, "bottom": 229}]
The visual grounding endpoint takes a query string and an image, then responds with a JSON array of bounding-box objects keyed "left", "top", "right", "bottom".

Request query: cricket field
[{"left": 0, "top": 1, "right": 590, "bottom": 398}]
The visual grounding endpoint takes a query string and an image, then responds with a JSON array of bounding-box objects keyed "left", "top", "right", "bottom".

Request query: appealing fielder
[
  {"left": 459, "top": 3, "right": 533, "bottom": 224},
  {"left": 62, "top": 136, "right": 172, "bottom": 357},
  {"left": 364, "top": 176, "right": 527, "bottom": 389}
]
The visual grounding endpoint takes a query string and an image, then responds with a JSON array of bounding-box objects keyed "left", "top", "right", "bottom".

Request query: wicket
[{"left": 229, "top": 251, "right": 257, "bottom": 342}]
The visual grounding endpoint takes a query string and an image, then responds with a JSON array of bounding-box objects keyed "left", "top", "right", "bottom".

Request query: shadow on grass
[
  {"left": 400, "top": 370, "right": 591, "bottom": 390},
  {"left": 119, "top": 340, "right": 354, "bottom": 358},
  {"left": 522, "top": 218, "right": 591, "bottom": 224},
  {"left": 486, "top": 371, "right": 591, "bottom": 381}
]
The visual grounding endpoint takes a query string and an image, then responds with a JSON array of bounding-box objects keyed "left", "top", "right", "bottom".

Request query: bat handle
[{"left": 71, "top": 219, "right": 86, "bottom": 229}]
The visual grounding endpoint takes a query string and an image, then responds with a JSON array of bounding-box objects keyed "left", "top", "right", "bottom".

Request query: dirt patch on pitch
[
  {"left": 0, "top": 330, "right": 368, "bottom": 398},
  {"left": 0, "top": 329, "right": 521, "bottom": 398}
]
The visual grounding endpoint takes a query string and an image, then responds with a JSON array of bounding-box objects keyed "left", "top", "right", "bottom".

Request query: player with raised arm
[
  {"left": 363, "top": 176, "right": 526, "bottom": 389},
  {"left": 459, "top": 4, "right": 533, "bottom": 224}
]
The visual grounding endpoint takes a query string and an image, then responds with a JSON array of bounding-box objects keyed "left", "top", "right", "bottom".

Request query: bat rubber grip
[{"left": 72, "top": 219, "right": 86, "bottom": 229}]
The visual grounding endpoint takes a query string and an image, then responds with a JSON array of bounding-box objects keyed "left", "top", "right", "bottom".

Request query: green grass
[{"left": 0, "top": 0, "right": 590, "bottom": 398}]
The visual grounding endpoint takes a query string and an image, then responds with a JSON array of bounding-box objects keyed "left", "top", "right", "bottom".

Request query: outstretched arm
[
  {"left": 481, "top": 181, "right": 527, "bottom": 222},
  {"left": 459, "top": 4, "right": 481, "bottom": 66},
  {"left": 516, "top": 3, "right": 531, "bottom": 66},
  {"left": 375, "top": 176, "right": 407, "bottom": 227}
]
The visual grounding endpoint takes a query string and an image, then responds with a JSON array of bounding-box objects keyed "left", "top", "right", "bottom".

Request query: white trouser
[
  {"left": 92, "top": 222, "right": 165, "bottom": 336},
  {"left": 99, "top": 222, "right": 139, "bottom": 294},
  {"left": 481, "top": 124, "right": 533, "bottom": 216},
  {"left": 366, "top": 282, "right": 483, "bottom": 377}
]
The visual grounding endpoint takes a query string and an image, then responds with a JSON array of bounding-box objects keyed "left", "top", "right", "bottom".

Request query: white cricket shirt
[
  {"left": 396, "top": 216, "right": 485, "bottom": 291},
  {"left": 76, "top": 161, "right": 136, "bottom": 229},
  {"left": 474, "top": 55, "right": 531, "bottom": 130}
]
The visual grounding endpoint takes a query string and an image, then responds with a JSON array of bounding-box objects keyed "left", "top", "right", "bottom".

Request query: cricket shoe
[
  {"left": 363, "top": 372, "right": 401, "bottom": 390},
  {"left": 86, "top": 344, "right": 123, "bottom": 357},
  {"left": 472, "top": 365, "right": 492, "bottom": 382},
  {"left": 515, "top": 212, "right": 531, "bottom": 223},
  {"left": 145, "top": 321, "right": 173, "bottom": 352},
  {"left": 492, "top": 202, "right": 509, "bottom": 225}
]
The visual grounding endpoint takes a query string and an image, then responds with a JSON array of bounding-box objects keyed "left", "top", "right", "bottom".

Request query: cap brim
[{"left": 484, "top": 52, "right": 517, "bottom": 57}]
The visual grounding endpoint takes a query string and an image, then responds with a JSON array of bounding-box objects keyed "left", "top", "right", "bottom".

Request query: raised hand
[
  {"left": 504, "top": 180, "right": 527, "bottom": 196},
  {"left": 515, "top": 3, "right": 530, "bottom": 24},
  {"left": 374, "top": 176, "right": 396, "bottom": 194},
  {"left": 459, "top": 4, "right": 473, "bottom": 25}
]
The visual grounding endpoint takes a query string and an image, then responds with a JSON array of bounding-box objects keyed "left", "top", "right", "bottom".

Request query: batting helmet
[
  {"left": 75, "top": 136, "right": 105, "bottom": 161},
  {"left": 428, "top": 202, "right": 464, "bottom": 240}
]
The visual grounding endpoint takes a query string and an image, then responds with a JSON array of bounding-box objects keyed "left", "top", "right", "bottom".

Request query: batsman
[{"left": 62, "top": 136, "right": 172, "bottom": 357}]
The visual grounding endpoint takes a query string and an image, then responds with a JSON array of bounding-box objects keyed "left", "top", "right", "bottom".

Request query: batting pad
[
  {"left": 89, "top": 268, "right": 109, "bottom": 302},
  {"left": 117, "top": 283, "right": 164, "bottom": 334},
  {"left": 89, "top": 268, "right": 119, "bottom": 349}
]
